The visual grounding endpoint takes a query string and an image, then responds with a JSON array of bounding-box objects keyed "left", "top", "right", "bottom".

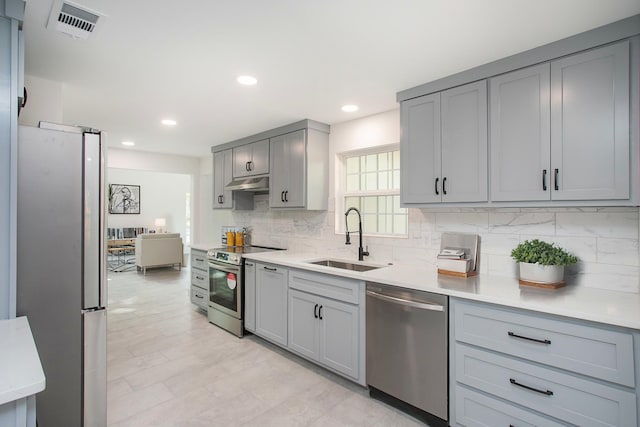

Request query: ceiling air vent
[{"left": 47, "top": 1, "right": 103, "bottom": 40}]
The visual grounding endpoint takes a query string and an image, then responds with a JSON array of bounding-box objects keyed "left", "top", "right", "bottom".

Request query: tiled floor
[{"left": 107, "top": 267, "right": 426, "bottom": 426}]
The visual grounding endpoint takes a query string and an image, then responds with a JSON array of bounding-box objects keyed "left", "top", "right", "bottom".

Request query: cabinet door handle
[
  {"left": 509, "top": 378, "right": 553, "bottom": 396},
  {"left": 245, "top": 161, "right": 250, "bottom": 171},
  {"left": 318, "top": 305, "right": 323, "bottom": 320},
  {"left": 508, "top": 331, "right": 551, "bottom": 345},
  {"left": 195, "top": 294, "right": 204, "bottom": 299},
  {"left": 263, "top": 266, "right": 277, "bottom": 271},
  {"left": 314, "top": 304, "right": 318, "bottom": 319},
  {"left": 245, "top": 262, "right": 253, "bottom": 267},
  {"left": 442, "top": 177, "right": 447, "bottom": 195},
  {"left": 284, "top": 190, "right": 288, "bottom": 202},
  {"left": 249, "top": 161, "right": 254, "bottom": 171},
  {"left": 542, "top": 169, "right": 547, "bottom": 191},
  {"left": 435, "top": 177, "right": 439, "bottom": 195},
  {"left": 281, "top": 191, "right": 285, "bottom": 202},
  {"left": 554, "top": 168, "right": 559, "bottom": 191}
]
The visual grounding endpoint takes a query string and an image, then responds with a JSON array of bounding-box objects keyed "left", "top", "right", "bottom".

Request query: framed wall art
[{"left": 108, "top": 184, "right": 141, "bottom": 214}]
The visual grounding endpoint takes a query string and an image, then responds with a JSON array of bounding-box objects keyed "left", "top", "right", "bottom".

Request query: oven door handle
[{"left": 208, "top": 262, "right": 241, "bottom": 274}]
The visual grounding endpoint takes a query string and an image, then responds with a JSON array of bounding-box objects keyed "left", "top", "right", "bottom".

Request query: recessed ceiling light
[
  {"left": 161, "top": 119, "right": 177, "bottom": 126},
  {"left": 341, "top": 104, "right": 359, "bottom": 113},
  {"left": 237, "top": 75, "right": 258, "bottom": 86},
  {"left": 121, "top": 141, "right": 135, "bottom": 146}
]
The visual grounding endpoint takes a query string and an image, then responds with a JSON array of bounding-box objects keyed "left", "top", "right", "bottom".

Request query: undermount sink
[{"left": 308, "top": 259, "right": 384, "bottom": 272}]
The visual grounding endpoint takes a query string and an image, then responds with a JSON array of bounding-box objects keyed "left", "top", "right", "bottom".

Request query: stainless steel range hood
[{"left": 225, "top": 176, "right": 269, "bottom": 192}]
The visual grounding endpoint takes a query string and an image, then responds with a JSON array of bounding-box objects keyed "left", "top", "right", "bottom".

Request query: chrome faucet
[{"left": 345, "top": 207, "right": 369, "bottom": 261}]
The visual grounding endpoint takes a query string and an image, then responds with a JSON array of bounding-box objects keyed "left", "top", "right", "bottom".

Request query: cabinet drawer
[
  {"left": 289, "top": 269, "right": 360, "bottom": 304},
  {"left": 191, "top": 270, "right": 208, "bottom": 290},
  {"left": 191, "top": 250, "right": 208, "bottom": 271},
  {"left": 455, "top": 343, "right": 637, "bottom": 427},
  {"left": 190, "top": 286, "right": 207, "bottom": 310},
  {"left": 455, "top": 384, "right": 564, "bottom": 427},
  {"left": 453, "top": 299, "right": 635, "bottom": 387}
]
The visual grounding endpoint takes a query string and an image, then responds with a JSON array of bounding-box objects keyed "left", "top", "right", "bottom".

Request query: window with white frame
[{"left": 340, "top": 146, "right": 407, "bottom": 237}]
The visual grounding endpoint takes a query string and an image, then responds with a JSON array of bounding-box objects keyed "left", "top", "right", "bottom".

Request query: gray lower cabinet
[
  {"left": 450, "top": 298, "right": 638, "bottom": 426},
  {"left": 490, "top": 40, "right": 630, "bottom": 203},
  {"left": 243, "top": 261, "right": 256, "bottom": 333},
  {"left": 455, "top": 384, "right": 565, "bottom": 427},
  {"left": 288, "top": 289, "right": 359, "bottom": 380},
  {"left": 288, "top": 269, "right": 364, "bottom": 384},
  {"left": 400, "top": 80, "right": 488, "bottom": 205},
  {"left": 190, "top": 249, "right": 208, "bottom": 310},
  {"left": 255, "top": 262, "right": 288, "bottom": 346}
]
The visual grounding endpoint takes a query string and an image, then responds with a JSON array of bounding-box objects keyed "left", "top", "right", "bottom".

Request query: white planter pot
[{"left": 518, "top": 262, "right": 565, "bottom": 284}]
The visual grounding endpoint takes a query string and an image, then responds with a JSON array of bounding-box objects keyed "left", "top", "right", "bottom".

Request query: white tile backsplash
[
  {"left": 231, "top": 205, "right": 640, "bottom": 293},
  {"left": 556, "top": 211, "right": 639, "bottom": 238}
]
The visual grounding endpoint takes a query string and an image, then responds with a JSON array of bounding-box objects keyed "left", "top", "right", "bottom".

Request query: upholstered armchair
[{"left": 135, "top": 233, "right": 183, "bottom": 274}]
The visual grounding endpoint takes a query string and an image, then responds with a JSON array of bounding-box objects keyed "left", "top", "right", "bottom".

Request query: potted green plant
[{"left": 511, "top": 239, "right": 578, "bottom": 285}]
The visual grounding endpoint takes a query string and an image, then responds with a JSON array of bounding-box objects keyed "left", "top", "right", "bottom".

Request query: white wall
[
  {"left": 209, "top": 110, "right": 640, "bottom": 293},
  {"left": 18, "top": 75, "right": 63, "bottom": 127},
  {"left": 107, "top": 168, "right": 191, "bottom": 241},
  {"left": 108, "top": 148, "right": 203, "bottom": 245}
]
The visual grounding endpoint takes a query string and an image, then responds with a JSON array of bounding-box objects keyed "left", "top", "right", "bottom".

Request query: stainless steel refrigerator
[{"left": 16, "top": 122, "right": 107, "bottom": 427}]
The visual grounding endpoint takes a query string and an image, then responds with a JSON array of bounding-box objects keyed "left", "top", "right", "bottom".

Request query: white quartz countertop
[
  {"left": 243, "top": 250, "right": 640, "bottom": 331},
  {"left": 0, "top": 317, "right": 45, "bottom": 405},
  {"left": 191, "top": 243, "right": 218, "bottom": 252}
]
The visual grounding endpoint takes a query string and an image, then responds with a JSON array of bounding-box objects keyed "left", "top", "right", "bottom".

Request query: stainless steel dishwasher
[{"left": 366, "top": 282, "right": 448, "bottom": 426}]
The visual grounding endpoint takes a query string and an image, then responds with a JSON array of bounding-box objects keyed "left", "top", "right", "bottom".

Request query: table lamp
[{"left": 154, "top": 218, "right": 166, "bottom": 233}]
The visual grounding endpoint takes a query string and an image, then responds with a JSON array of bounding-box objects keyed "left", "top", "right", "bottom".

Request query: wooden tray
[
  {"left": 438, "top": 269, "right": 478, "bottom": 278},
  {"left": 519, "top": 279, "right": 566, "bottom": 289}
]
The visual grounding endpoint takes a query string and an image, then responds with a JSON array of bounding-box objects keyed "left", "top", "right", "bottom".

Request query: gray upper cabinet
[
  {"left": 400, "top": 80, "right": 487, "bottom": 205},
  {"left": 270, "top": 130, "right": 306, "bottom": 208},
  {"left": 233, "top": 138, "right": 269, "bottom": 178},
  {"left": 441, "top": 81, "right": 488, "bottom": 202},
  {"left": 490, "top": 63, "right": 551, "bottom": 201},
  {"left": 399, "top": 16, "right": 639, "bottom": 207},
  {"left": 550, "top": 40, "right": 630, "bottom": 201},
  {"left": 490, "top": 41, "right": 630, "bottom": 203},
  {"left": 213, "top": 149, "right": 233, "bottom": 209},
  {"left": 211, "top": 120, "right": 330, "bottom": 211},
  {"left": 400, "top": 93, "right": 441, "bottom": 204},
  {"left": 269, "top": 127, "right": 329, "bottom": 210}
]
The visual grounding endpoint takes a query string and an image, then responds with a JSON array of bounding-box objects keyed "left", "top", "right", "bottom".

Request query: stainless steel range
[{"left": 206, "top": 245, "right": 280, "bottom": 337}]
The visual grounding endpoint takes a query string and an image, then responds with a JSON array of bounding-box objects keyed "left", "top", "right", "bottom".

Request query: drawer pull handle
[
  {"left": 508, "top": 331, "right": 551, "bottom": 345},
  {"left": 195, "top": 258, "right": 204, "bottom": 262},
  {"left": 195, "top": 294, "right": 204, "bottom": 299},
  {"left": 195, "top": 276, "right": 204, "bottom": 280},
  {"left": 509, "top": 378, "right": 553, "bottom": 396},
  {"left": 263, "top": 266, "right": 277, "bottom": 271}
]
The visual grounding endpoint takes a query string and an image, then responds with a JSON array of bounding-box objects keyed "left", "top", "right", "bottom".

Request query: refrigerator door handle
[
  {"left": 83, "top": 309, "right": 107, "bottom": 427},
  {"left": 83, "top": 133, "right": 104, "bottom": 310}
]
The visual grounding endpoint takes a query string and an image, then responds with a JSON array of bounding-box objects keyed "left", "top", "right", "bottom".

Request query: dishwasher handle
[{"left": 366, "top": 290, "right": 444, "bottom": 312}]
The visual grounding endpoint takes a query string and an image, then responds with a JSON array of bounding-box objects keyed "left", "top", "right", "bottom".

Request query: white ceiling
[{"left": 22, "top": 0, "right": 640, "bottom": 157}]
